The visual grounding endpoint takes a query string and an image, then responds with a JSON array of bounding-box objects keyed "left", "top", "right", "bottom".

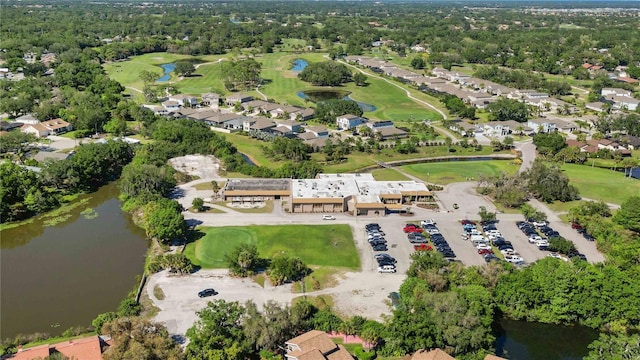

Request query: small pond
[
  {"left": 157, "top": 63, "right": 176, "bottom": 82},
  {"left": 291, "top": 59, "right": 308, "bottom": 71},
  {"left": 495, "top": 319, "right": 599, "bottom": 360},
  {"left": 297, "top": 89, "right": 377, "bottom": 112}
]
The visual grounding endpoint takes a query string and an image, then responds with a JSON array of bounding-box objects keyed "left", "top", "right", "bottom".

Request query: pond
[
  {"left": 157, "top": 63, "right": 176, "bottom": 82},
  {"left": 297, "top": 89, "right": 377, "bottom": 112},
  {"left": 0, "top": 183, "right": 148, "bottom": 339},
  {"left": 495, "top": 319, "right": 599, "bottom": 360},
  {"left": 291, "top": 59, "right": 308, "bottom": 71}
]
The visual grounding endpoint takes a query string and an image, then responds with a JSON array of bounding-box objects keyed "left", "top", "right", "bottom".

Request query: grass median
[{"left": 401, "top": 159, "right": 520, "bottom": 185}]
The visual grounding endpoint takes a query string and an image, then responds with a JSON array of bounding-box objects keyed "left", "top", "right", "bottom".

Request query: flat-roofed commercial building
[{"left": 221, "top": 174, "right": 431, "bottom": 215}]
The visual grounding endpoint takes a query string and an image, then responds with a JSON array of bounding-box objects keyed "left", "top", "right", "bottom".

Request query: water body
[
  {"left": 291, "top": 59, "right": 308, "bottom": 71},
  {"left": 297, "top": 89, "right": 377, "bottom": 112},
  {"left": 157, "top": 63, "right": 176, "bottom": 82},
  {"left": 240, "top": 153, "right": 256, "bottom": 166},
  {"left": 495, "top": 319, "right": 598, "bottom": 360},
  {"left": 0, "top": 183, "right": 148, "bottom": 339}
]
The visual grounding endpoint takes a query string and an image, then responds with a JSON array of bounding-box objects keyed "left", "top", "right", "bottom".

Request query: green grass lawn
[
  {"left": 370, "top": 168, "right": 411, "bottom": 181},
  {"left": 561, "top": 163, "right": 640, "bottom": 205},
  {"left": 184, "top": 225, "right": 359, "bottom": 269},
  {"left": 401, "top": 160, "right": 520, "bottom": 185}
]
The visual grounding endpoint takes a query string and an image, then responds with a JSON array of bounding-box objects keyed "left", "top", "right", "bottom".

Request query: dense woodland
[{"left": 1, "top": 1, "right": 640, "bottom": 359}]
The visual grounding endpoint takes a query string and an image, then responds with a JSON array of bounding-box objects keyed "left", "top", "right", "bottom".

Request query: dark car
[
  {"left": 372, "top": 244, "right": 388, "bottom": 251},
  {"left": 377, "top": 259, "right": 396, "bottom": 266},
  {"left": 198, "top": 288, "right": 218, "bottom": 298},
  {"left": 484, "top": 254, "right": 499, "bottom": 263},
  {"left": 370, "top": 239, "right": 387, "bottom": 246},
  {"left": 442, "top": 251, "right": 456, "bottom": 258},
  {"left": 375, "top": 253, "right": 397, "bottom": 263},
  {"left": 583, "top": 234, "right": 595, "bottom": 241}
]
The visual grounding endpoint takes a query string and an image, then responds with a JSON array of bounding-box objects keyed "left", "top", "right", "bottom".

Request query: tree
[
  {"left": 478, "top": 206, "right": 496, "bottom": 223},
  {"left": 192, "top": 197, "right": 205, "bottom": 212},
  {"left": 613, "top": 196, "right": 640, "bottom": 233},
  {"left": 103, "top": 117, "right": 127, "bottom": 136},
  {"left": 267, "top": 256, "right": 310, "bottom": 286},
  {"left": 585, "top": 333, "right": 640, "bottom": 360},
  {"left": 175, "top": 60, "right": 196, "bottom": 77},
  {"left": 353, "top": 72, "right": 368, "bottom": 86},
  {"left": 225, "top": 244, "right": 260, "bottom": 277},
  {"left": 211, "top": 181, "right": 220, "bottom": 198},
  {"left": 298, "top": 61, "right": 352, "bottom": 86},
  {"left": 486, "top": 98, "right": 531, "bottom": 122},
  {"left": 520, "top": 203, "right": 547, "bottom": 222},
  {"left": 139, "top": 70, "right": 160, "bottom": 84},
  {"left": 143, "top": 199, "right": 186, "bottom": 243},
  {"left": 92, "top": 311, "right": 118, "bottom": 332},
  {"left": 186, "top": 300, "right": 249, "bottom": 360},
  {"left": 102, "top": 317, "right": 183, "bottom": 360},
  {"left": 526, "top": 161, "right": 578, "bottom": 203},
  {"left": 410, "top": 56, "right": 425, "bottom": 70},
  {"left": 532, "top": 132, "right": 566, "bottom": 155},
  {"left": 314, "top": 99, "right": 363, "bottom": 125}
]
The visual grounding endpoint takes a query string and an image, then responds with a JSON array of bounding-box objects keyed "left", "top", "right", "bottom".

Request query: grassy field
[
  {"left": 561, "top": 164, "right": 640, "bottom": 205},
  {"left": 370, "top": 168, "right": 411, "bottom": 181},
  {"left": 402, "top": 160, "right": 520, "bottom": 185},
  {"left": 184, "top": 225, "right": 359, "bottom": 269}
]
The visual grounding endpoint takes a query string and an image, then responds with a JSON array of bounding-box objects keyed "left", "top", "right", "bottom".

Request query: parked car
[
  {"left": 420, "top": 219, "right": 436, "bottom": 226},
  {"left": 528, "top": 235, "right": 543, "bottom": 243},
  {"left": 377, "top": 259, "right": 396, "bottom": 266},
  {"left": 484, "top": 254, "right": 499, "bottom": 262},
  {"left": 374, "top": 253, "right": 396, "bottom": 263},
  {"left": 378, "top": 265, "right": 397, "bottom": 273},
  {"left": 532, "top": 221, "right": 547, "bottom": 227},
  {"left": 548, "top": 253, "right": 569, "bottom": 261},
  {"left": 403, "top": 225, "right": 423, "bottom": 233},
  {"left": 476, "top": 243, "right": 492, "bottom": 250},
  {"left": 322, "top": 215, "right": 336, "bottom": 220},
  {"left": 571, "top": 223, "right": 583, "bottom": 229},
  {"left": 504, "top": 255, "right": 524, "bottom": 264},
  {"left": 198, "top": 288, "right": 218, "bottom": 298},
  {"left": 372, "top": 244, "right": 388, "bottom": 251},
  {"left": 478, "top": 248, "right": 494, "bottom": 255}
]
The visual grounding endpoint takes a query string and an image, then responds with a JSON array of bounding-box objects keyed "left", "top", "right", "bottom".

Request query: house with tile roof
[
  {"left": 8, "top": 335, "right": 112, "bottom": 360},
  {"left": 285, "top": 330, "right": 354, "bottom": 360},
  {"left": 21, "top": 118, "right": 72, "bottom": 138},
  {"left": 403, "top": 349, "right": 456, "bottom": 360}
]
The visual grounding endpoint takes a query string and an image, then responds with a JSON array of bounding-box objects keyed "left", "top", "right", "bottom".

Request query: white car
[
  {"left": 378, "top": 265, "right": 397, "bottom": 273},
  {"left": 500, "top": 248, "right": 516, "bottom": 255},
  {"left": 427, "top": 229, "right": 440, "bottom": 235},
  {"left": 548, "top": 253, "right": 569, "bottom": 261},
  {"left": 528, "top": 235, "right": 543, "bottom": 243},
  {"left": 322, "top": 215, "right": 336, "bottom": 220},
  {"left": 420, "top": 219, "right": 436, "bottom": 226},
  {"left": 535, "top": 240, "right": 549, "bottom": 248},
  {"left": 504, "top": 255, "right": 524, "bottom": 263},
  {"left": 533, "top": 221, "right": 547, "bottom": 227},
  {"left": 476, "top": 243, "right": 492, "bottom": 250}
]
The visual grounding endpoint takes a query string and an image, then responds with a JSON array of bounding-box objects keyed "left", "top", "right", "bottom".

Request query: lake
[
  {"left": 0, "top": 183, "right": 148, "bottom": 339},
  {"left": 297, "top": 89, "right": 377, "bottom": 112},
  {"left": 291, "top": 59, "right": 308, "bottom": 71},
  {"left": 157, "top": 63, "right": 176, "bottom": 82}
]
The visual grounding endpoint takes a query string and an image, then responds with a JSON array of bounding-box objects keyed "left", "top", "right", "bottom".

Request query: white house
[
  {"left": 21, "top": 118, "right": 72, "bottom": 138},
  {"left": 483, "top": 121, "right": 511, "bottom": 137},
  {"left": 527, "top": 119, "right": 557, "bottom": 133},
  {"left": 610, "top": 96, "right": 639, "bottom": 111},
  {"left": 162, "top": 100, "right": 181, "bottom": 111},
  {"left": 201, "top": 93, "right": 220, "bottom": 107},
  {"left": 366, "top": 120, "right": 394, "bottom": 130},
  {"left": 15, "top": 114, "right": 40, "bottom": 125},
  {"left": 169, "top": 94, "right": 198, "bottom": 107},
  {"left": 601, "top": 88, "right": 632, "bottom": 97},
  {"left": 336, "top": 114, "right": 367, "bottom": 130}
]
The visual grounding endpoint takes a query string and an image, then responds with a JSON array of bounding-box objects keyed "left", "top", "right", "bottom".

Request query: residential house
[
  {"left": 616, "top": 77, "right": 640, "bottom": 85},
  {"left": 305, "top": 125, "right": 329, "bottom": 138},
  {"left": 201, "top": 93, "right": 220, "bottom": 107},
  {"left": 162, "top": 100, "right": 181, "bottom": 112},
  {"left": 285, "top": 330, "right": 354, "bottom": 360},
  {"left": 241, "top": 100, "right": 269, "bottom": 113},
  {"left": 366, "top": 120, "right": 394, "bottom": 130},
  {"left": 290, "top": 108, "right": 315, "bottom": 121},
  {"left": 0, "top": 121, "right": 23, "bottom": 132},
  {"left": 143, "top": 105, "right": 169, "bottom": 116},
  {"left": 243, "top": 117, "right": 276, "bottom": 133},
  {"left": 404, "top": 349, "right": 456, "bottom": 360},
  {"left": 375, "top": 126, "right": 408, "bottom": 140},
  {"left": 21, "top": 119, "right": 72, "bottom": 138},
  {"left": 9, "top": 335, "right": 112, "bottom": 360},
  {"left": 601, "top": 88, "right": 633, "bottom": 97},
  {"left": 15, "top": 114, "right": 40, "bottom": 125},
  {"left": 336, "top": 114, "right": 367, "bottom": 130},
  {"left": 483, "top": 121, "right": 511, "bottom": 137},
  {"left": 271, "top": 106, "right": 303, "bottom": 119},
  {"left": 585, "top": 102, "right": 608, "bottom": 113},
  {"left": 225, "top": 93, "right": 253, "bottom": 105},
  {"left": 448, "top": 119, "right": 482, "bottom": 136},
  {"left": 620, "top": 135, "right": 640, "bottom": 150},
  {"left": 607, "top": 96, "right": 639, "bottom": 111},
  {"left": 527, "top": 118, "right": 557, "bottom": 133},
  {"left": 169, "top": 94, "right": 198, "bottom": 107},
  {"left": 275, "top": 119, "right": 303, "bottom": 133},
  {"left": 169, "top": 107, "right": 198, "bottom": 118}
]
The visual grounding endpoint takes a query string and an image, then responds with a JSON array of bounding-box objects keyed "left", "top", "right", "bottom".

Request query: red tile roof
[{"left": 9, "top": 336, "right": 108, "bottom": 360}]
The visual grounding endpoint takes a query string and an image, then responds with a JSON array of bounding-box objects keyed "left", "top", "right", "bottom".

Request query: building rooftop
[{"left": 226, "top": 178, "right": 290, "bottom": 191}]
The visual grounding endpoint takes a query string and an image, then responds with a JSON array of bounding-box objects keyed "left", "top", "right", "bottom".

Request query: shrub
[
  {"left": 354, "top": 346, "right": 376, "bottom": 360},
  {"left": 92, "top": 312, "right": 119, "bottom": 332},
  {"left": 117, "top": 298, "right": 141, "bottom": 317}
]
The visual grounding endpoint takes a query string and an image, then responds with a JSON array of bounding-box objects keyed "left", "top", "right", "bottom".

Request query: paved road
[{"left": 516, "top": 140, "right": 536, "bottom": 173}]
